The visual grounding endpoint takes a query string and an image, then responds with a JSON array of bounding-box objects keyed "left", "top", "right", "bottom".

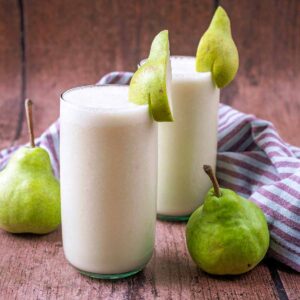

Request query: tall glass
[
  {"left": 142, "top": 56, "right": 220, "bottom": 221},
  {"left": 60, "top": 85, "right": 158, "bottom": 279}
]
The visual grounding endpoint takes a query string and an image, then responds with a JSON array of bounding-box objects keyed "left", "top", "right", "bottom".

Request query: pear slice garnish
[
  {"left": 129, "top": 30, "right": 173, "bottom": 122},
  {"left": 148, "top": 29, "right": 170, "bottom": 61},
  {"left": 196, "top": 6, "right": 239, "bottom": 88}
]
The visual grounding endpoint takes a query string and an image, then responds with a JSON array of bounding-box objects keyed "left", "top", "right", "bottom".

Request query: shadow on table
[
  {"left": 151, "top": 249, "right": 274, "bottom": 287},
  {"left": 1, "top": 225, "right": 62, "bottom": 244},
  {"left": 266, "top": 257, "right": 298, "bottom": 274}
]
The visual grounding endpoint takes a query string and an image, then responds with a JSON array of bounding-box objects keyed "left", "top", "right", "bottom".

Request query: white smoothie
[
  {"left": 60, "top": 85, "right": 157, "bottom": 277},
  {"left": 157, "top": 56, "right": 220, "bottom": 218}
]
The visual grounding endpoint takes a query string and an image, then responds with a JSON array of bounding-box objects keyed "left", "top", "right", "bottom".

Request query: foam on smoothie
[
  {"left": 61, "top": 85, "right": 149, "bottom": 126},
  {"left": 171, "top": 56, "right": 212, "bottom": 82},
  {"left": 62, "top": 85, "right": 139, "bottom": 110}
]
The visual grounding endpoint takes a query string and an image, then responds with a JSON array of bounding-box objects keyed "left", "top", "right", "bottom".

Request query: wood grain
[
  {"left": 220, "top": 0, "right": 300, "bottom": 147},
  {"left": 277, "top": 266, "right": 300, "bottom": 300},
  {"left": 0, "top": 222, "right": 281, "bottom": 300},
  {"left": 0, "top": 0, "right": 22, "bottom": 149}
]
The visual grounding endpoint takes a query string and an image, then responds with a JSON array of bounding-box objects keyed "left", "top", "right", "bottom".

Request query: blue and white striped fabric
[{"left": 0, "top": 72, "right": 299, "bottom": 272}]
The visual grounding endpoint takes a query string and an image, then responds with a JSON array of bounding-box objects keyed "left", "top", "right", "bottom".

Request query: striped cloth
[{"left": 1, "top": 72, "right": 299, "bottom": 272}]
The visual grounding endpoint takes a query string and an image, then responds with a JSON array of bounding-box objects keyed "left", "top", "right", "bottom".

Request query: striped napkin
[{"left": 1, "top": 72, "right": 299, "bottom": 272}]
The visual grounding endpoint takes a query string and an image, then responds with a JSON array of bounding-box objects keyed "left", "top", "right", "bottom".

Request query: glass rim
[
  {"left": 139, "top": 55, "right": 195, "bottom": 67},
  {"left": 138, "top": 55, "right": 212, "bottom": 79},
  {"left": 60, "top": 84, "right": 148, "bottom": 113}
]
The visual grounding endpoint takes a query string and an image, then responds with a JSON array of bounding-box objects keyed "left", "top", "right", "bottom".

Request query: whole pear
[
  {"left": 186, "top": 166, "right": 269, "bottom": 275},
  {"left": 129, "top": 30, "right": 173, "bottom": 122},
  {"left": 0, "top": 100, "right": 60, "bottom": 234},
  {"left": 196, "top": 6, "right": 239, "bottom": 88}
]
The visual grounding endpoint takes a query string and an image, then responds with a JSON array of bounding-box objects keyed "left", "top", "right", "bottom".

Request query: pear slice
[
  {"left": 196, "top": 6, "right": 239, "bottom": 88},
  {"left": 129, "top": 30, "right": 173, "bottom": 122},
  {"left": 148, "top": 29, "right": 170, "bottom": 61}
]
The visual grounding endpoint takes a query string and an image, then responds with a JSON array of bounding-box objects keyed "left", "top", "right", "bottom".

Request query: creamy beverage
[
  {"left": 157, "top": 56, "right": 220, "bottom": 220},
  {"left": 60, "top": 85, "right": 157, "bottom": 279}
]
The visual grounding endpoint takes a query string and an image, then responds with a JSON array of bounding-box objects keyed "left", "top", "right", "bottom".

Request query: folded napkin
[{"left": 1, "top": 72, "right": 299, "bottom": 272}]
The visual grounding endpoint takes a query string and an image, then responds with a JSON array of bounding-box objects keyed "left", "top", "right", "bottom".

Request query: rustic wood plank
[
  {"left": 19, "top": 0, "right": 213, "bottom": 142},
  {"left": 0, "top": 0, "right": 22, "bottom": 149},
  {"left": 276, "top": 263, "right": 300, "bottom": 300},
  {"left": 220, "top": 0, "right": 300, "bottom": 147},
  {"left": 266, "top": 259, "right": 290, "bottom": 300},
  {"left": 0, "top": 222, "right": 281, "bottom": 299}
]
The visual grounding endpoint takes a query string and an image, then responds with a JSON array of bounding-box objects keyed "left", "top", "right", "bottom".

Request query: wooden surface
[
  {"left": 0, "top": 0, "right": 299, "bottom": 299},
  {"left": 0, "top": 0, "right": 22, "bottom": 149},
  {"left": 221, "top": 0, "right": 300, "bottom": 148}
]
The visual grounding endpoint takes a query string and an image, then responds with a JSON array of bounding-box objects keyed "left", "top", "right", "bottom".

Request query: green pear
[
  {"left": 0, "top": 100, "right": 60, "bottom": 234},
  {"left": 129, "top": 30, "right": 173, "bottom": 122},
  {"left": 196, "top": 6, "right": 239, "bottom": 88},
  {"left": 186, "top": 165, "right": 269, "bottom": 275}
]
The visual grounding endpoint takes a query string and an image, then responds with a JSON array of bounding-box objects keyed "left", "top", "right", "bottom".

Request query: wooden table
[{"left": 0, "top": 1, "right": 299, "bottom": 299}]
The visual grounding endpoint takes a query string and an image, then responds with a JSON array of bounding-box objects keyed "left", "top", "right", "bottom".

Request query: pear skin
[
  {"left": 186, "top": 188, "right": 269, "bottom": 275},
  {"left": 0, "top": 147, "right": 61, "bottom": 234},
  {"left": 196, "top": 6, "right": 239, "bottom": 88},
  {"left": 0, "top": 100, "right": 60, "bottom": 234},
  {"left": 148, "top": 30, "right": 169, "bottom": 61},
  {"left": 129, "top": 30, "right": 173, "bottom": 122},
  {"left": 186, "top": 166, "right": 269, "bottom": 275}
]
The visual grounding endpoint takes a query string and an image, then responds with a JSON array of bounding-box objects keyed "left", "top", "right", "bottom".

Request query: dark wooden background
[{"left": 0, "top": 0, "right": 299, "bottom": 299}]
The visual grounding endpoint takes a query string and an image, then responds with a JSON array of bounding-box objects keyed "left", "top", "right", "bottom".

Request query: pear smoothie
[
  {"left": 157, "top": 56, "right": 220, "bottom": 220},
  {"left": 60, "top": 85, "right": 158, "bottom": 279},
  {"left": 155, "top": 5, "right": 238, "bottom": 220}
]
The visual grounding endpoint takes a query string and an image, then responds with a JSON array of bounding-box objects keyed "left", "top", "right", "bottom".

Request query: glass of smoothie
[
  {"left": 159, "top": 56, "right": 219, "bottom": 220},
  {"left": 60, "top": 85, "right": 158, "bottom": 279},
  {"left": 141, "top": 56, "right": 219, "bottom": 221}
]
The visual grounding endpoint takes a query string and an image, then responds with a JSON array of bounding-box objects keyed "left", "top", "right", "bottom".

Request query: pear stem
[
  {"left": 203, "top": 165, "right": 221, "bottom": 197},
  {"left": 25, "top": 99, "right": 35, "bottom": 148}
]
